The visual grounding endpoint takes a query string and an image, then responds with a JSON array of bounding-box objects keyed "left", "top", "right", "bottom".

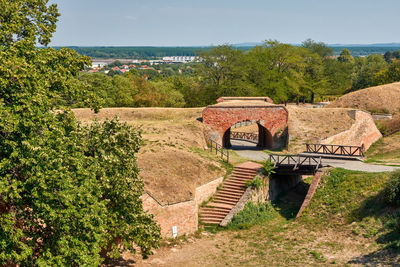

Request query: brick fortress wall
[{"left": 141, "top": 176, "right": 223, "bottom": 237}]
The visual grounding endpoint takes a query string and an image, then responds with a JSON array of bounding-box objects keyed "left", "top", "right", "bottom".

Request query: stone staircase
[{"left": 199, "top": 162, "right": 261, "bottom": 225}]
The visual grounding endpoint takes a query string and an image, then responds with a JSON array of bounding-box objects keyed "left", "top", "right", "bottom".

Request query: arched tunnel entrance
[{"left": 222, "top": 120, "right": 273, "bottom": 150}]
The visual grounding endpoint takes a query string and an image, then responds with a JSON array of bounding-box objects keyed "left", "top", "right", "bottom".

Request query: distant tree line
[
  {"left": 58, "top": 46, "right": 209, "bottom": 59},
  {"left": 54, "top": 45, "right": 400, "bottom": 60},
  {"left": 75, "top": 40, "right": 400, "bottom": 108}
]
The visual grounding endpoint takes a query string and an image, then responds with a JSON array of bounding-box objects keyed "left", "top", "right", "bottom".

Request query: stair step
[
  {"left": 230, "top": 174, "right": 254, "bottom": 178},
  {"left": 214, "top": 193, "right": 241, "bottom": 200},
  {"left": 228, "top": 178, "right": 250, "bottom": 184},
  {"left": 199, "top": 213, "right": 226, "bottom": 219},
  {"left": 235, "top": 167, "right": 259, "bottom": 172},
  {"left": 224, "top": 181, "right": 247, "bottom": 187},
  {"left": 232, "top": 170, "right": 257, "bottom": 174},
  {"left": 219, "top": 187, "right": 245, "bottom": 193},
  {"left": 201, "top": 220, "right": 221, "bottom": 224},
  {"left": 199, "top": 209, "right": 228, "bottom": 215},
  {"left": 201, "top": 217, "right": 222, "bottom": 222},
  {"left": 215, "top": 191, "right": 243, "bottom": 197},
  {"left": 207, "top": 202, "right": 233, "bottom": 209},
  {"left": 221, "top": 184, "right": 246, "bottom": 191},
  {"left": 233, "top": 170, "right": 258, "bottom": 175},
  {"left": 213, "top": 199, "right": 238, "bottom": 205},
  {"left": 214, "top": 195, "right": 239, "bottom": 201}
]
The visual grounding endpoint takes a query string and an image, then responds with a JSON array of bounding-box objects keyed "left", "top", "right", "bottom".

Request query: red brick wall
[
  {"left": 141, "top": 176, "right": 223, "bottom": 238},
  {"left": 202, "top": 105, "right": 288, "bottom": 147}
]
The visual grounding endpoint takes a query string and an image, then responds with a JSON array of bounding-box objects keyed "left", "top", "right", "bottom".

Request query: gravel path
[{"left": 231, "top": 139, "right": 399, "bottom": 173}]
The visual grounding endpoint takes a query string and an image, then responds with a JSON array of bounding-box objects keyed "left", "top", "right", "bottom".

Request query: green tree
[
  {"left": 302, "top": 39, "right": 334, "bottom": 58},
  {"left": 323, "top": 57, "right": 353, "bottom": 95},
  {"left": 0, "top": 1, "right": 160, "bottom": 265},
  {"left": 196, "top": 45, "right": 254, "bottom": 104},
  {"left": 112, "top": 75, "right": 138, "bottom": 106},
  {"left": 351, "top": 54, "right": 387, "bottom": 91},
  {"left": 247, "top": 40, "right": 308, "bottom": 104},
  {"left": 337, "top": 48, "right": 354, "bottom": 63}
]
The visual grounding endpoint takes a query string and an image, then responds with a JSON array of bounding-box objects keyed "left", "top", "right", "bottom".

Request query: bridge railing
[
  {"left": 209, "top": 139, "right": 229, "bottom": 163},
  {"left": 230, "top": 131, "right": 259, "bottom": 143},
  {"left": 382, "top": 125, "right": 400, "bottom": 137},
  {"left": 305, "top": 143, "right": 364, "bottom": 157},
  {"left": 268, "top": 154, "right": 322, "bottom": 171}
]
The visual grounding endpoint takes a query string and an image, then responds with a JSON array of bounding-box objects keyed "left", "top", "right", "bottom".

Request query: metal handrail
[
  {"left": 268, "top": 154, "right": 323, "bottom": 170},
  {"left": 305, "top": 143, "right": 365, "bottom": 157},
  {"left": 209, "top": 139, "right": 229, "bottom": 163},
  {"left": 230, "top": 131, "right": 259, "bottom": 142},
  {"left": 382, "top": 125, "right": 400, "bottom": 137}
]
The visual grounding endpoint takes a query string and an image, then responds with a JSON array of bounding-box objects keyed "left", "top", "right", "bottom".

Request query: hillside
[
  {"left": 73, "top": 108, "right": 226, "bottom": 204},
  {"left": 327, "top": 82, "right": 400, "bottom": 115},
  {"left": 73, "top": 106, "right": 362, "bottom": 202},
  {"left": 131, "top": 169, "right": 400, "bottom": 266}
]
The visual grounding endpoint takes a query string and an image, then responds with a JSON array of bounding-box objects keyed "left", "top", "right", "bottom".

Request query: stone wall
[
  {"left": 322, "top": 110, "right": 382, "bottom": 150},
  {"left": 142, "top": 176, "right": 223, "bottom": 238}
]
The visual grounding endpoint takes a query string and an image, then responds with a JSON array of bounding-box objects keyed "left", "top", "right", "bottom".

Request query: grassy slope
[
  {"left": 212, "top": 169, "right": 399, "bottom": 266},
  {"left": 73, "top": 108, "right": 227, "bottom": 204},
  {"left": 133, "top": 168, "right": 399, "bottom": 266},
  {"left": 365, "top": 132, "right": 400, "bottom": 165},
  {"left": 326, "top": 82, "right": 400, "bottom": 115},
  {"left": 135, "top": 168, "right": 400, "bottom": 266}
]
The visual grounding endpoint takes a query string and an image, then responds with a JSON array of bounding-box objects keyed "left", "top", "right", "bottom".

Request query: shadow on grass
[{"left": 348, "top": 191, "right": 400, "bottom": 265}]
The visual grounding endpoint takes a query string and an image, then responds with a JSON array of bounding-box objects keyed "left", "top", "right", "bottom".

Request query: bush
[
  {"left": 382, "top": 170, "right": 400, "bottom": 206},
  {"left": 227, "top": 202, "right": 276, "bottom": 230},
  {"left": 245, "top": 177, "right": 264, "bottom": 189}
]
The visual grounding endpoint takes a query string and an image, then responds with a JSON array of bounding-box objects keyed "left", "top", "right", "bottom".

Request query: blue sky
[{"left": 50, "top": 0, "right": 400, "bottom": 46}]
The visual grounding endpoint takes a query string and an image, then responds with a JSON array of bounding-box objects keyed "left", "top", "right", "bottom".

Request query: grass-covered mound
[{"left": 215, "top": 169, "right": 400, "bottom": 265}]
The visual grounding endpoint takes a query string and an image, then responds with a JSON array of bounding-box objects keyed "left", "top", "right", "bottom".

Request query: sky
[{"left": 49, "top": 0, "right": 400, "bottom": 46}]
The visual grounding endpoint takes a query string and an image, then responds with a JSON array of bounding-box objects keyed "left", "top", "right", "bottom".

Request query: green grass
[
  {"left": 226, "top": 202, "right": 278, "bottom": 230},
  {"left": 197, "top": 168, "right": 400, "bottom": 266},
  {"left": 365, "top": 132, "right": 400, "bottom": 163},
  {"left": 301, "top": 168, "right": 390, "bottom": 223}
]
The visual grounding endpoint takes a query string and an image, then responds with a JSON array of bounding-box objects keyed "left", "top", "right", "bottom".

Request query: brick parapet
[{"left": 202, "top": 105, "right": 289, "bottom": 148}]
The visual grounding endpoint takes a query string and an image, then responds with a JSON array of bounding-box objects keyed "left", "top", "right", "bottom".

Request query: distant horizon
[{"left": 49, "top": 42, "right": 400, "bottom": 48}]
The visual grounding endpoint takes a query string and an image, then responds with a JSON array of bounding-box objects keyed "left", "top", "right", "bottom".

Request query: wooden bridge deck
[{"left": 268, "top": 154, "right": 322, "bottom": 174}]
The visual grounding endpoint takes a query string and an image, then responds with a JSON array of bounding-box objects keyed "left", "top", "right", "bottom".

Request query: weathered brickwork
[
  {"left": 202, "top": 105, "right": 289, "bottom": 148},
  {"left": 141, "top": 176, "right": 223, "bottom": 238},
  {"left": 142, "top": 195, "right": 197, "bottom": 237}
]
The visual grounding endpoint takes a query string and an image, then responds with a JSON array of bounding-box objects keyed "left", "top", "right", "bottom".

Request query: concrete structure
[{"left": 202, "top": 97, "right": 289, "bottom": 149}]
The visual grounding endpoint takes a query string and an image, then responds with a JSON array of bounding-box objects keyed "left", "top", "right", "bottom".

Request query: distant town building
[
  {"left": 162, "top": 56, "right": 197, "bottom": 63},
  {"left": 91, "top": 61, "right": 108, "bottom": 68}
]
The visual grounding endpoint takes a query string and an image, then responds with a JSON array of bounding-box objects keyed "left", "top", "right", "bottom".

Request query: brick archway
[
  {"left": 202, "top": 98, "right": 289, "bottom": 149},
  {"left": 222, "top": 121, "right": 273, "bottom": 148}
]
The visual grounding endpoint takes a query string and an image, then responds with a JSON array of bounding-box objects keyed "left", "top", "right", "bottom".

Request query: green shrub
[
  {"left": 261, "top": 160, "right": 276, "bottom": 177},
  {"left": 382, "top": 170, "right": 400, "bottom": 206},
  {"left": 227, "top": 202, "right": 277, "bottom": 230},
  {"left": 245, "top": 177, "right": 264, "bottom": 189}
]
